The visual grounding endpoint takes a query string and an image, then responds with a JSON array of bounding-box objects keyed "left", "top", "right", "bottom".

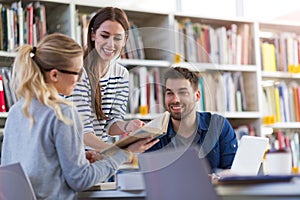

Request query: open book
[{"left": 101, "top": 111, "right": 170, "bottom": 154}]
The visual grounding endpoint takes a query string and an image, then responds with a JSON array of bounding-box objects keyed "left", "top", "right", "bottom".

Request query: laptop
[
  {"left": 138, "top": 146, "right": 219, "bottom": 200},
  {"left": 227, "top": 135, "right": 269, "bottom": 176},
  {"left": 215, "top": 135, "right": 293, "bottom": 185}
]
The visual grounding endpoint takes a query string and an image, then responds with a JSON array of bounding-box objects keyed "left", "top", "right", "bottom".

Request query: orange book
[{"left": 294, "top": 87, "right": 300, "bottom": 121}]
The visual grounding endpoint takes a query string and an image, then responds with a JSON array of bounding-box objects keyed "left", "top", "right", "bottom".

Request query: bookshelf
[
  {"left": 259, "top": 22, "right": 300, "bottom": 170},
  {"left": 2, "top": 0, "right": 299, "bottom": 139},
  {"left": 259, "top": 21, "right": 300, "bottom": 130},
  {"left": 171, "top": 13, "right": 262, "bottom": 135}
]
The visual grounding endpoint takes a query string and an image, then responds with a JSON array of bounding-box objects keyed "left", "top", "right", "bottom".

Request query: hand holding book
[
  {"left": 101, "top": 111, "right": 170, "bottom": 155},
  {"left": 123, "top": 119, "right": 146, "bottom": 133}
]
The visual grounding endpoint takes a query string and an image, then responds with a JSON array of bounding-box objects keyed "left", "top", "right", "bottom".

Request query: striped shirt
[{"left": 67, "top": 61, "right": 129, "bottom": 142}]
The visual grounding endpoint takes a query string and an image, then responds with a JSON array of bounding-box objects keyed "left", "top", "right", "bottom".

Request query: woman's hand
[
  {"left": 124, "top": 119, "right": 145, "bottom": 133},
  {"left": 85, "top": 150, "right": 105, "bottom": 163}
]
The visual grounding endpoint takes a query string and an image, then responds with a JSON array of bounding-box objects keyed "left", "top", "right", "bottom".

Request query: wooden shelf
[
  {"left": 224, "top": 112, "right": 261, "bottom": 119},
  {"left": 263, "top": 122, "right": 300, "bottom": 129},
  {"left": 261, "top": 71, "right": 300, "bottom": 79},
  {"left": 0, "top": 113, "right": 8, "bottom": 118},
  {"left": 176, "top": 62, "right": 257, "bottom": 72},
  {"left": 118, "top": 59, "right": 170, "bottom": 67},
  {"left": 0, "top": 51, "right": 17, "bottom": 57}
]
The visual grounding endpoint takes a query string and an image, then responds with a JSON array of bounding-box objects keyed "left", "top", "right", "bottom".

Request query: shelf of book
[
  {"left": 259, "top": 22, "right": 300, "bottom": 168},
  {"left": 259, "top": 21, "right": 300, "bottom": 130},
  {"left": 169, "top": 14, "right": 261, "bottom": 137},
  {"left": 0, "top": 0, "right": 286, "bottom": 138},
  {"left": 172, "top": 14, "right": 255, "bottom": 65},
  {"left": 259, "top": 22, "right": 300, "bottom": 73}
]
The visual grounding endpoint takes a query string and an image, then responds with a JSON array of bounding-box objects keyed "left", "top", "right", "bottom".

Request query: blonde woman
[{"left": 1, "top": 33, "right": 156, "bottom": 200}]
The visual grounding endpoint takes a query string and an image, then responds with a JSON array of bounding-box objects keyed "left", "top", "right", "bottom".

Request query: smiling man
[{"left": 146, "top": 67, "right": 238, "bottom": 172}]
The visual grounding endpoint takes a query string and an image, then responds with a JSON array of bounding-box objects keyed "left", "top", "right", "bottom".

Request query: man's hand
[{"left": 127, "top": 137, "right": 159, "bottom": 153}]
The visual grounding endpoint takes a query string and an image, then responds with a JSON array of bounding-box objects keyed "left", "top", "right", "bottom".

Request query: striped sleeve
[{"left": 66, "top": 69, "right": 94, "bottom": 135}]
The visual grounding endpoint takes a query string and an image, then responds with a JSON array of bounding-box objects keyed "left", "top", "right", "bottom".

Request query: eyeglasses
[
  {"left": 44, "top": 68, "right": 83, "bottom": 79},
  {"left": 56, "top": 68, "right": 83, "bottom": 76}
]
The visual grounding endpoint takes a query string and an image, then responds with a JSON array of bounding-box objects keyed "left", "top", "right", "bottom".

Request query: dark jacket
[{"left": 146, "top": 112, "right": 238, "bottom": 172}]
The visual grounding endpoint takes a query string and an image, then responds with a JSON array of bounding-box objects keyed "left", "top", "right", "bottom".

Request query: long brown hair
[{"left": 84, "top": 7, "right": 129, "bottom": 120}]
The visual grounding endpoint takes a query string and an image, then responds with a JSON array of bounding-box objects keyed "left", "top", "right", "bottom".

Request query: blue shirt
[{"left": 146, "top": 112, "right": 238, "bottom": 172}]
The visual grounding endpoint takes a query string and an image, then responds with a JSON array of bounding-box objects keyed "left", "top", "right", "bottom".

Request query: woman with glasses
[{"left": 1, "top": 32, "right": 156, "bottom": 200}]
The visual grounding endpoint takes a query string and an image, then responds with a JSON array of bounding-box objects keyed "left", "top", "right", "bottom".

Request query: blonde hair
[{"left": 12, "top": 33, "right": 83, "bottom": 125}]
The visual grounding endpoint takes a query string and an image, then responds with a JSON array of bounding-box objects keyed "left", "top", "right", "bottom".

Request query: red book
[
  {"left": 276, "top": 130, "right": 285, "bottom": 150},
  {"left": 0, "top": 74, "right": 7, "bottom": 112},
  {"left": 26, "top": 3, "right": 34, "bottom": 45}
]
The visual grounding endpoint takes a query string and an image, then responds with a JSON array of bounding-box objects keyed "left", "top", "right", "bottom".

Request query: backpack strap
[{"left": 198, "top": 114, "right": 224, "bottom": 158}]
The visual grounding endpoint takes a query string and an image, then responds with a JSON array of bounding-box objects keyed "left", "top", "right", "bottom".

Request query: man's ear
[
  {"left": 49, "top": 69, "right": 58, "bottom": 82},
  {"left": 195, "top": 90, "right": 201, "bottom": 101}
]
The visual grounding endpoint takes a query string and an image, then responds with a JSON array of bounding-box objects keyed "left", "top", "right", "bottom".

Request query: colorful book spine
[{"left": 0, "top": 74, "right": 6, "bottom": 112}]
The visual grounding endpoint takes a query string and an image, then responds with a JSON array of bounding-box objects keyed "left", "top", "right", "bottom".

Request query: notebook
[
  {"left": 227, "top": 135, "right": 269, "bottom": 176},
  {"left": 138, "top": 146, "right": 219, "bottom": 200}
]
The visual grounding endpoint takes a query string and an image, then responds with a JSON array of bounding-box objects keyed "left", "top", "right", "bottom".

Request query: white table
[{"left": 79, "top": 177, "right": 300, "bottom": 200}]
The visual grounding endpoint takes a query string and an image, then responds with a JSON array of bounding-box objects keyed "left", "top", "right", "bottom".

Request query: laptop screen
[
  {"left": 139, "top": 146, "right": 219, "bottom": 200},
  {"left": 230, "top": 136, "right": 269, "bottom": 176}
]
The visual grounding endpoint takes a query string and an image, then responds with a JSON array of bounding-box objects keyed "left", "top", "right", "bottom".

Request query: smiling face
[
  {"left": 165, "top": 78, "right": 200, "bottom": 121},
  {"left": 91, "top": 20, "right": 126, "bottom": 63}
]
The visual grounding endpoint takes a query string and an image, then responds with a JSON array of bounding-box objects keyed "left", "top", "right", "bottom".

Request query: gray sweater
[{"left": 1, "top": 99, "right": 127, "bottom": 200}]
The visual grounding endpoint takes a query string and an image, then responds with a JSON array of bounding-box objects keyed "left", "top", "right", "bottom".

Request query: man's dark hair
[{"left": 164, "top": 67, "right": 199, "bottom": 91}]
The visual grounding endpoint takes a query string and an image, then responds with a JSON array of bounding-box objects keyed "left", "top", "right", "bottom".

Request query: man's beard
[
  {"left": 169, "top": 105, "right": 195, "bottom": 121},
  {"left": 170, "top": 112, "right": 182, "bottom": 121}
]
